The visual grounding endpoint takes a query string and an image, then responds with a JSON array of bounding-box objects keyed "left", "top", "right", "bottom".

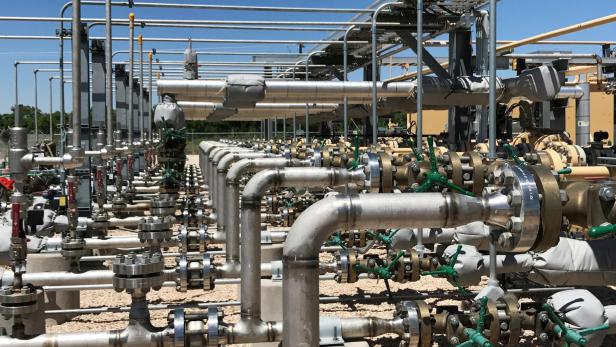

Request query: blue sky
[{"left": 0, "top": 0, "right": 615, "bottom": 114}]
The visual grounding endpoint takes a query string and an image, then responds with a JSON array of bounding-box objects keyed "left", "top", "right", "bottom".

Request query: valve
[
  {"left": 541, "top": 303, "right": 609, "bottom": 347},
  {"left": 502, "top": 143, "right": 525, "bottom": 166},
  {"left": 455, "top": 297, "right": 493, "bottom": 347},
  {"left": 588, "top": 223, "right": 616, "bottom": 238},
  {"left": 422, "top": 244, "right": 467, "bottom": 292},
  {"left": 355, "top": 250, "right": 405, "bottom": 280},
  {"left": 325, "top": 232, "right": 347, "bottom": 249},
  {"left": 348, "top": 136, "right": 360, "bottom": 170},
  {"left": 408, "top": 138, "right": 423, "bottom": 162},
  {"left": 366, "top": 229, "right": 399, "bottom": 249},
  {"left": 414, "top": 137, "right": 475, "bottom": 196}
]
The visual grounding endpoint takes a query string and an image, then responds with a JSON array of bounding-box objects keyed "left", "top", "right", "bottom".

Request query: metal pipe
[
  {"left": 342, "top": 25, "right": 356, "bottom": 140},
  {"left": 576, "top": 82, "right": 591, "bottom": 145},
  {"left": 282, "top": 192, "right": 502, "bottom": 346},
  {"left": 49, "top": 77, "right": 53, "bottom": 139},
  {"left": 127, "top": 12, "right": 135, "bottom": 145},
  {"left": 223, "top": 157, "right": 293, "bottom": 272},
  {"left": 34, "top": 70, "right": 39, "bottom": 143},
  {"left": 105, "top": 0, "right": 113, "bottom": 147},
  {"left": 371, "top": 2, "right": 404, "bottom": 145},
  {"left": 240, "top": 167, "right": 365, "bottom": 329},
  {"left": 14, "top": 63, "right": 19, "bottom": 127},
  {"left": 138, "top": 35, "right": 144, "bottom": 141},
  {"left": 148, "top": 51, "right": 153, "bottom": 142},
  {"left": 71, "top": 0, "right": 82, "bottom": 150},
  {"left": 415, "top": 0, "right": 423, "bottom": 150},
  {"left": 488, "top": 0, "right": 497, "bottom": 159}
]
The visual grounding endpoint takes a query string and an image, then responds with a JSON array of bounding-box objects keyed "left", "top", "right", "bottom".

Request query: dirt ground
[{"left": 44, "top": 155, "right": 616, "bottom": 346}]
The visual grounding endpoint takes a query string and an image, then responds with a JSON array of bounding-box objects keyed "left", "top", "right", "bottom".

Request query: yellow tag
[{"left": 59, "top": 196, "right": 67, "bottom": 207}]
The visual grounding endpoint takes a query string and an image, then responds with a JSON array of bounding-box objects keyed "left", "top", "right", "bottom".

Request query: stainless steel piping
[
  {"left": 49, "top": 76, "right": 53, "bottom": 139},
  {"left": 240, "top": 168, "right": 365, "bottom": 332},
  {"left": 148, "top": 51, "right": 153, "bottom": 142},
  {"left": 415, "top": 0, "right": 424, "bottom": 148},
  {"left": 127, "top": 12, "right": 135, "bottom": 145},
  {"left": 282, "top": 192, "right": 506, "bottom": 346},
  {"left": 217, "top": 152, "right": 274, "bottom": 266},
  {"left": 71, "top": 0, "right": 81, "bottom": 150},
  {"left": 33, "top": 69, "right": 39, "bottom": 143},
  {"left": 138, "top": 34, "right": 144, "bottom": 142},
  {"left": 488, "top": 0, "right": 497, "bottom": 158},
  {"left": 105, "top": 0, "right": 113, "bottom": 148},
  {"left": 223, "top": 157, "right": 298, "bottom": 273},
  {"left": 371, "top": 2, "right": 404, "bottom": 145},
  {"left": 210, "top": 147, "right": 251, "bottom": 216},
  {"left": 342, "top": 25, "right": 357, "bottom": 140}
]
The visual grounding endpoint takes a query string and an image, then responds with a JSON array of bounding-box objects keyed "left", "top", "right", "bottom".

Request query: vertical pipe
[
  {"left": 127, "top": 12, "right": 135, "bottom": 145},
  {"left": 488, "top": 0, "right": 497, "bottom": 158},
  {"left": 283, "top": 116, "right": 286, "bottom": 140},
  {"left": 415, "top": 0, "right": 423, "bottom": 148},
  {"left": 105, "top": 0, "right": 113, "bottom": 147},
  {"left": 292, "top": 113, "right": 296, "bottom": 140},
  {"left": 59, "top": 11, "right": 66, "bottom": 156},
  {"left": 304, "top": 58, "right": 310, "bottom": 140},
  {"left": 138, "top": 35, "right": 144, "bottom": 141},
  {"left": 148, "top": 52, "right": 153, "bottom": 142},
  {"left": 49, "top": 77, "right": 53, "bottom": 140},
  {"left": 576, "top": 82, "right": 590, "bottom": 145},
  {"left": 343, "top": 26, "right": 355, "bottom": 140},
  {"left": 34, "top": 70, "right": 39, "bottom": 143},
  {"left": 71, "top": 0, "right": 81, "bottom": 150},
  {"left": 371, "top": 3, "right": 402, "bottom": 145},
  {"left": 14, "top": 63, "right": 19, "bottom": 127}
]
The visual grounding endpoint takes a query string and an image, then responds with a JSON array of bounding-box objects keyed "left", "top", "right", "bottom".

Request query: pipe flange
[
  {"left": 502, "top": 294, "right": 521, "bottom": 345},
  {"left": 198, "top": 227, "right": 207, "bottom": 253},
  {"left": 60, "top": 237, "right": 86, "bottom": 258},
  {"left": 312, "top": 147, "right": 323, "bottom": 167},
  {"left": 150, "top": 197, "right": 177, "bottom": 216},
  {"left": 362, "top": 152, "right": 381, "bottom": 193},
  {"left": 0, "top": 285, "right": 42, "bottom": 317},
  {"left": 487, "top": 163, "right": 541, "bottom": 252},
  {"left": 202, "top": 253, "right": 214, "bottom": 290},
  {"left": 379, "top": 153, "right": 394, "bottom": 193},
  {"left": 173, "top": 308, "right": 186, "bottom": 347},
  {"left": 335, "top": 249, "right": 350, "bottom": 283},
  {"left": 446, "top": 152, "right": 464, "bottom": 187},
  {"left": 395, "top": 301, "right": 421, "bottom": 347},
  {"left": 207, "top": 307, "right": 220, "bottom": 347},
  {"left": 112, "top": 252, "right": 164, "bottom": 292},
  {"left": 177, "top": 254, "right": 189, "bottom": 292},
  {"left": 467, "top": 152, "right": 485, "bottom": 195},
  {"left": 527, "top": 165, "right": 563, "bottom": 251},
  {"left": 178, "top": 226, "right": 189, "bottom": 253}
]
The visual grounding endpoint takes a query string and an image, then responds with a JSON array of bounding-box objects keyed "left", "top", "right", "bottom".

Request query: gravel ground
[{"left": 43, "top": 155, "right": 616, "bottom": 346}]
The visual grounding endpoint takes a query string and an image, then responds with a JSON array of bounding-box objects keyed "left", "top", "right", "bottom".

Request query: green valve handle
[
  {"left": 367, "top": 229, "right": 399, "bottom": 248},
  {"left": 588, "top": 224, "right": 616, "bottom": 238},
  {"left": 422, "top": 245, "right": 468, "bottom": 293},
  {"left": 456, "top": 297, "right": 492, "bottom": 347},
  {"left": 413, "top": 137, "right": 475, "bottom": 196},
  {"left": 542, "top": 303, "right": 609, "bottom": 347},
  {"left": 502, "top": 143, "right": 525, "bottom": 166},
  {"left": 557, "top": 167, "right": 572, "bottom": 175},
  {"left": 325, "top": 232, "right": 347, "bottom": 249},
  {"left": 356, "top": 250, "right": 405, "bottom": 280},
  {"left": 349, "top": 136, "right": 360, "bottom": 170},
  {"left": 408, "top": 138, "right": 424, "bottom": 162}
]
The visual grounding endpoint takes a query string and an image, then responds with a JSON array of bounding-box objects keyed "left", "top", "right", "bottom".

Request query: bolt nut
[
  {"left": 507, "top": 217, "right": 523, "bottom": 233},
  {"left": 539, "top": 332, "right": 549, "bottom": 342},
  {"left": 508, "top": 190, "right": 522, "bottom": 207},
  {"left": 599, "top": 186, "right": 615, "bottom": 202},
  {"left": 449, "top": 337, "right": 460, "bottom": 345},
  {"left": 449, "top": 316, "right": 459, "bottom": 327},
  {"left": 497, "top": 232, "right": 515, "bottom": 249},
  {"left": 559, "top": 189, "right": 569, "bottom": 204}
]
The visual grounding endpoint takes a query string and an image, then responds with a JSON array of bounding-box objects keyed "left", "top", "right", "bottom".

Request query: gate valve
[
  {"left": 408, "top": 138, "right": 424, "bottom": 162},
  {"left": 355, "top": 250, "right": 405, "bottom": 280},
  {"left": 366, "top": 229, "right": 399, "bottom": 249},
  {"left": 422, "top": 244, "right": 467, "bottom": 292},
  {"left": 348, "top": 136, "right": 360, "bottom": 170},
  {"left": 588, "top": 223, "right": 616, "bottom": 238},
  {"left": 455, "top": 297, "right": 493, "bottom": 347},
  {"left": 414, "top": 137, "right": 475, "bottom": 196},
  {"left": 325, "top": 232, "right": 347, "bottom": 249},
  {"left": 542, "top": 303, "right": 609, "bottom": 347},
  {"left": 502, "top": 143, "right": 525, "bottom": 165}
]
